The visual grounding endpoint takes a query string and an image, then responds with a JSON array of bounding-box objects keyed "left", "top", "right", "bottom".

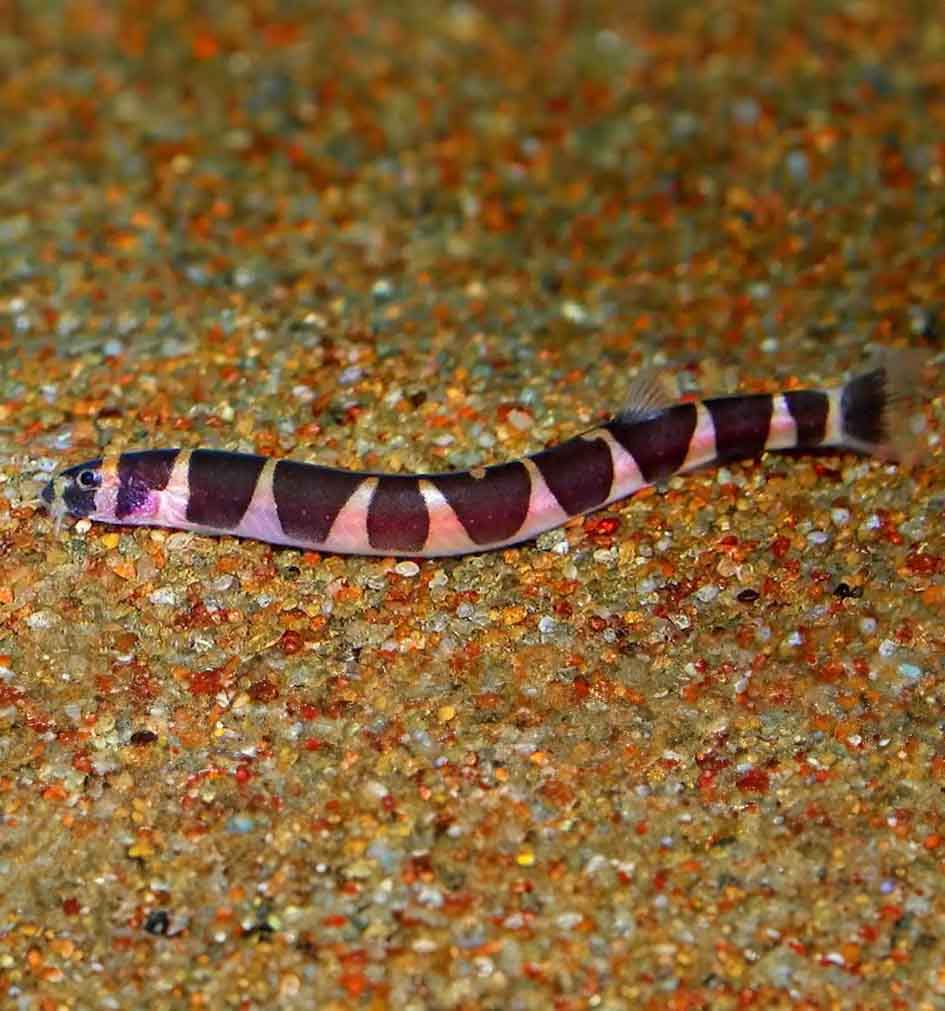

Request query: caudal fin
[{"left": 839, "top": 349, "right": 926, "bottom": 462}]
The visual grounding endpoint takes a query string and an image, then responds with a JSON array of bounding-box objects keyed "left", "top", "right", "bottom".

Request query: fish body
[{"left": 42, "top": 357, "right": 918, "bottom": 558}]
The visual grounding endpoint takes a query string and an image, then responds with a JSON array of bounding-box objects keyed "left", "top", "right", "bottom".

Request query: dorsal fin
[{"left": 617, "top": 368, "right": 679, "bottom": 424}]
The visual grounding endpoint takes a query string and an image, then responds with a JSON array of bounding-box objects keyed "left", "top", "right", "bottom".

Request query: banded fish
[{"left": 41, "top": 353, "right": 921, "bottom": 558}]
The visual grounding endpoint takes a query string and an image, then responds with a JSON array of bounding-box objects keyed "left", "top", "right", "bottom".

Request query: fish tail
[{"left": 838, "top": 348, "right": 926, "bottom": 463}]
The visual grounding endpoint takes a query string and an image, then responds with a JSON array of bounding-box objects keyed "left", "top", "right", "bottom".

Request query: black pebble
[{"left": 144, "top": 910, "right": 170, "bottom": 935}]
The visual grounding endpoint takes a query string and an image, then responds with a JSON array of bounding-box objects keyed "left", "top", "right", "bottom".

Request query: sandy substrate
[{"left": 1, "top": 2, "right": 944, "bottom": 1008}]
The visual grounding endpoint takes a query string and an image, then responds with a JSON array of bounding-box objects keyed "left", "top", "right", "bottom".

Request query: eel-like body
[{"left": 41, "top": 357, "right": 917, "bottom": 558}]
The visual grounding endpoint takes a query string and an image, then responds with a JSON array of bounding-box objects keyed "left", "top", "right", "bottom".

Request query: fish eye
[{"left": 76, "top": 469, "right": 99, "bottom": 489}]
